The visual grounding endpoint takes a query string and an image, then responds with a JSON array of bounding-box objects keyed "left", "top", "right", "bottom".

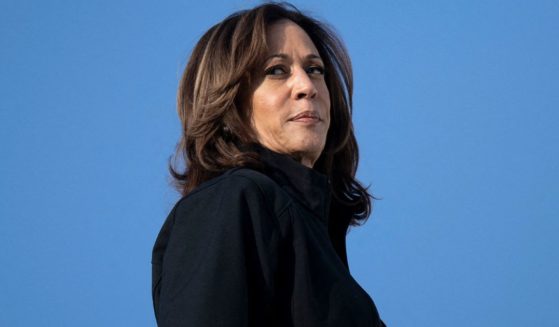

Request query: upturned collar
[{"left": 252, "top": 145, "right": 331, "bottom": 225}]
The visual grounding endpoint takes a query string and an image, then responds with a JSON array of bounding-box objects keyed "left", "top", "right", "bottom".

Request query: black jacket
[{"left": 152, "top": 147, "right": 385, "bottom": 326}]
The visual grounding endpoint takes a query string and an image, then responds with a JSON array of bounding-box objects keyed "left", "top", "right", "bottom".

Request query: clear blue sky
[{"left": 1, "top": 0, "right": 558, "bottom": 326}]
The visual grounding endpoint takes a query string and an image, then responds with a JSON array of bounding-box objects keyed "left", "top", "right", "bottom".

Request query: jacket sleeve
[{"left": 155, "top": 175, "right": 285, "bottom": 326}]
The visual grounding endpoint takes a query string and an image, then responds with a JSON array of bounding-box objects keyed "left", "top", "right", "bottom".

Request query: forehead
[{"left": 266, "top": 19, "right": 319, "bottom": 55}]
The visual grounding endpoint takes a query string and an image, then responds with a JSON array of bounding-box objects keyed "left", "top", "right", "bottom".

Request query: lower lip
[{"left": 291, "top": 117, "right": 320, "bottom": 124}]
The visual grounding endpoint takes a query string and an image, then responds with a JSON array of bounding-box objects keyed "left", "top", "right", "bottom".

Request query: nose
[{"left": 291, "top": 67, "right": 318, "bottom": 100}]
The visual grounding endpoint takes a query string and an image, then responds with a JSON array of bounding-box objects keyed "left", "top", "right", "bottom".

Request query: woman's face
[{"left": 250, "top": 19, "right": 330, "bottom": 168}]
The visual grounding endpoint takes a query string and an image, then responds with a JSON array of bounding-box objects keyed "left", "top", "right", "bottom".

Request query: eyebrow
[{"left": 265, "top": 53, "right": 323, "bottom": 62}]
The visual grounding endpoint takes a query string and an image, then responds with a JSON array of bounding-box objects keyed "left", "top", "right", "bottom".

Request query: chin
[
  {"left": 293, "top": 139, "right": 323, "bottom": 153},
  {"left": 290, "top": 141, "right": 325, "bottom": 162}
]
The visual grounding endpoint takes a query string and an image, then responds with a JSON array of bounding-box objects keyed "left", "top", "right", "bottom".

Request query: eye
[
  {"left": 306, "top": 65, "right": 325, "bottom": 75},
  {"left": 265, "top": 65, "right": 288, "bottom": 76}
]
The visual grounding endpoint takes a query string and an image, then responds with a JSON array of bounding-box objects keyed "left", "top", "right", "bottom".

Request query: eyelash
[
  {"left": 264, "top": 65, "right": 325, "bottom": 76},
  {"left": 306, "top": 66, "right": 325, "bottom": 75}
]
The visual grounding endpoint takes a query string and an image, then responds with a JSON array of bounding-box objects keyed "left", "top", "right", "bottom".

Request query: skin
[{"left": 250, "top": 19, "right": 331, "bottom": 168}]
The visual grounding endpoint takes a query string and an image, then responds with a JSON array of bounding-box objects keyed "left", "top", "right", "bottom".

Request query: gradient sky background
[{"left": 1, "top": 0, "right": 558, "bottom": 326}]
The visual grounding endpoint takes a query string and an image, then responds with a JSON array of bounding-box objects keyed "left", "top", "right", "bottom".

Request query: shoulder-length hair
[{"left": 170, "top": 2, "right": 373, "bottom": 232}]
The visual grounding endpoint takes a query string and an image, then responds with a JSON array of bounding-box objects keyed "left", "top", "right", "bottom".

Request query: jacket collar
[{"left": 252, "top": 145, "right": 331, "bottom": 225}]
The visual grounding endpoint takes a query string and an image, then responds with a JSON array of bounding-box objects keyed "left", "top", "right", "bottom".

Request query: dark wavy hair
[{"left": 170, "top": 2, "right": 372, "bottom": 243}]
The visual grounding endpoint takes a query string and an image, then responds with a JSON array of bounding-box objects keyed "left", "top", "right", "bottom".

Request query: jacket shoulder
[
  {"left": 152, "top": 169, "right": 292, "bottom": 324},
  {"left": 153, "top": 168, "right": 294, "bottom": 268},
  {"left": 177, "top": 167, "right": 293, "bottom": 218}
]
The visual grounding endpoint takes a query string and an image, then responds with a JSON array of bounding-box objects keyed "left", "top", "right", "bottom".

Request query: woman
[{"left": 152, "top": 3, "right": 386, "bottom": 326}]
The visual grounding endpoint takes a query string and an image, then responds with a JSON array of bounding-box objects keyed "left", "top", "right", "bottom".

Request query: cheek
[{"left": 251, "top": 91, "right": 284, "bottom": 132}]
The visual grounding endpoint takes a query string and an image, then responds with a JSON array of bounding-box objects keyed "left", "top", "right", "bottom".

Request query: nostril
[{"left": 296, "top": 89, "right": 317, "bottom": 100}]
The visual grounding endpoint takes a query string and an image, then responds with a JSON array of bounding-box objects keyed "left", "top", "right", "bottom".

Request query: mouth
[{"left": 289, "top": 111, "right": 321, "bottom": 123}]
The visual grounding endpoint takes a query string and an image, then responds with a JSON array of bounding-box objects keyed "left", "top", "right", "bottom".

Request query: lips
[{"left": 289, "top": 111, "right": 321, "bottom": 122}]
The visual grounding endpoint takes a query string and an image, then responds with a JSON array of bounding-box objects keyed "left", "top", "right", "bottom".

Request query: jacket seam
[{"left": 226, "top": 173, "right": 292, "bottom": 240}]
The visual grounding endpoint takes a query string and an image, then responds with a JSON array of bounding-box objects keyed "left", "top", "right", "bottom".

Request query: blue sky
[{"left": 1, "top": 0, "right": 558, "bottom": 326}]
